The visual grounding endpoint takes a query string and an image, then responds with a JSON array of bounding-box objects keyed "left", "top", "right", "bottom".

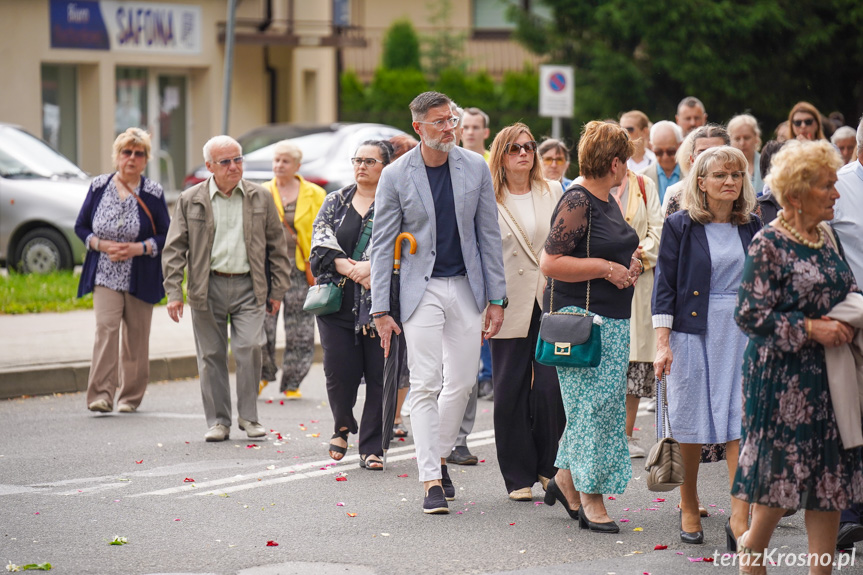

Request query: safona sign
[{"left": 50, "top": 0, "right": 202, "bottom": 54}]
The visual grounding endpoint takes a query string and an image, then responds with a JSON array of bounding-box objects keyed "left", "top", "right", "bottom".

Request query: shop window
[
  {"left": 41, "top": 64, "right": 78, "bottom": 162},
  {"left": 115, "top": 67, "right": 148, "bottom": 135},
  {"left": 472, "top": 0, "right": 551, "bottom": 37}
]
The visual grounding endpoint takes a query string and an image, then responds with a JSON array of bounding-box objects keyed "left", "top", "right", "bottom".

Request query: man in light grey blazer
[{"left": 371, "top": 91, "right": 507, "bottom": 514}]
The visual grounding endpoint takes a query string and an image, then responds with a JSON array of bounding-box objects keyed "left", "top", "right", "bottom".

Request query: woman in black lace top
[{"left": 539, "top": 121, "right": 642, "bottom": 533}]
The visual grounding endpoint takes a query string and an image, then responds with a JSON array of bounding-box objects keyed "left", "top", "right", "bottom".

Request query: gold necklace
[{"left": 778, "top": 212, "right": 824, "bottom": 249}]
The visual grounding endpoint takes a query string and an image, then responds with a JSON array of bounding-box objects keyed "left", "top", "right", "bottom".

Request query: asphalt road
[{"left": 0, "top": 365, "right": 849, "bottom": 575}]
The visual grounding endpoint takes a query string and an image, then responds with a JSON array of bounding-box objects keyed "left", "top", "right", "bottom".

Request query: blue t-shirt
[{"left": 426, "top": 161, "right": 466, "bottom": 277}]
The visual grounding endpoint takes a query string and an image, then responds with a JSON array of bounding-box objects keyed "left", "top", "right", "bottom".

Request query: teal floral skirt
[{"left": 554, "top": 307, "right": 632, "bottom": 495}]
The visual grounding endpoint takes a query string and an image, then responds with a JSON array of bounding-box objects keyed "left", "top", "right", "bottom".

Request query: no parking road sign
[{"left": 539, "top": 65, "right": 574, "bottom": 118}]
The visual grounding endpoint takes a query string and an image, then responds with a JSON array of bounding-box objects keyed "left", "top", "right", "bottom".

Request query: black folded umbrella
[{"left": 382, "top": 232, "right": 417, "bottom": 469}]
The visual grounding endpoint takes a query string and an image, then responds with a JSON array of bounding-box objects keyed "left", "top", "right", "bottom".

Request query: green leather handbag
[{"left": 302, "top": 278, "right": 346, "bottom": 316}]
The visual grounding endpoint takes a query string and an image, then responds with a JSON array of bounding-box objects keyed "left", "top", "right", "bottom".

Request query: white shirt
[
  {"left": 628, "top": 149, "right": 657, "bottom": 173},
  {"left": 833, "top": 159, "right": 863, "bottom": 286},
  {"left": 507, "top": 190, "right": 537, "bottom": 244}
]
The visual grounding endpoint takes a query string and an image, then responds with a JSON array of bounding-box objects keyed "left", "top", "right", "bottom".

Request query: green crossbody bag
[{"left": 303, "top": 217, "right": 373, "bottom": 316}]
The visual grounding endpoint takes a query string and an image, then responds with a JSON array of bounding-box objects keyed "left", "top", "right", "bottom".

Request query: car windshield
[
  {"left": 244, "top": 132, "right": 335, "bottom": 164},
  {"left": 0, "top": 126, "right": 86, "bottom": 179}
]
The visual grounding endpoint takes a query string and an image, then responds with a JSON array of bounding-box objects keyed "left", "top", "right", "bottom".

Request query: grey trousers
[
  {"left": 191, "top": 275, "right": 265, "bottom": 428},
  {"left": 455, "top": 381, "right": 479, "bottom": 448}
]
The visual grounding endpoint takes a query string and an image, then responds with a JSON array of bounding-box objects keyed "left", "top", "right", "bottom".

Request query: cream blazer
[
  {"left": 493, "top": 179, "right": 563, "bottom": 339},
  {"left": 824, "top": 292, "right": 863, "bottom": 449},
  {"left": 621, "top": 170, "right": 664, "bottom": 362}
]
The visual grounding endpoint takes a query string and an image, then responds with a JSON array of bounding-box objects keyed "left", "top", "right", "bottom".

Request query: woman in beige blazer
[
  {"left": 488, "top": 123, "right": 566, "bottom": 501},
  {"left": 611, "top": 170, "right": 663, "bottom": 459}
]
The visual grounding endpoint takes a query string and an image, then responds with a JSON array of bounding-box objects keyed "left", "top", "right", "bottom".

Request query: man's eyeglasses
[
  {"left": 654, "top": 148, "right": 678, "bottom": 157},
  {"left": 120, "top": 149, "right": 146, "bottom": 159},
  {"left": 506, "top": 141, "right": 537, "bottom": 155},
  {"left": 416, "top": 116, "right": 460, "bottom": 130},
  {"left": 792, "top": 118, "right": 815, "bottom": 128},
  {"left": 351, "top": 157, "right": 385, "bottom": 167},
  {"left": 214, "top": 156, "right": 244, "bottom": 167},
  {"left": 541, "top": 157, "right": 566, "bottom": 166},
  {"left": 706, "top": 171, "right": 746, "bottom": 182}
]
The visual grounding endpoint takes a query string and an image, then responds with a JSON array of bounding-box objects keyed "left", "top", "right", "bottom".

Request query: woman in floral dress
[{"left": 733, "top": 140, "right": 862, "bottom": 574}]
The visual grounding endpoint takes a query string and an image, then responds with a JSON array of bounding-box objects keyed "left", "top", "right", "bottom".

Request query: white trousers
[{"left": 403, "top": 276, "right": 482, "bottom": 482}]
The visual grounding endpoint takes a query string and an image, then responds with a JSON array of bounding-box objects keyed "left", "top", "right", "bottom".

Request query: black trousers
[
  {"left": 490, "top": 303, "right": 566, "bottom": 493},
  {"left": 317, "top": 317, "right": 384, "bottom": 456}
]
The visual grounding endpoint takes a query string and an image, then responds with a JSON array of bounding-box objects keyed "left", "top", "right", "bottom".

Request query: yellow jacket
[{"left": 264, "top": 175, "right": 326, "bottom": 272}]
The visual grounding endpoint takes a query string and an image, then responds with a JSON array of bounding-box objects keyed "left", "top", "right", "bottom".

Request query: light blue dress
[{"left": 667, "top": 223, "right": 746, "bottom": 444}]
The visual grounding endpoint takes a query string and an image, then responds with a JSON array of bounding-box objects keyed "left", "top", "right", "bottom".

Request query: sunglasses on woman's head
[{"left": 506, "top": 141, "right": 538, "bottom": 155}]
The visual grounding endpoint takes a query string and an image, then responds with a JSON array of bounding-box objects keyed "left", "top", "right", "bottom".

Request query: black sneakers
[
  {"left": 446, "top": 445, "right": 478, "bottom": 466},
  {"left": 441, "top": 464, "right": 456, "bottom": 501},
  {"left": 423, "top": 485, "right": 449, "bottom": 514}
]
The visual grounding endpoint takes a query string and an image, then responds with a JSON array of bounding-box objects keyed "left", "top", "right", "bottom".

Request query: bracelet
[
  {"left": 141, "top": 241, "right": 147, "bottom": 255},
  {"left": 805, "top": 318, "right": 812, "bottom": 339},
  {"left": 94, "top": 237, "right": 101, "bottom": 252},
  {"left": 605, "top": 260, "right": 613, "bottom": 279},
  {"left": 372, "top": 311, "right": 389, "bottom": 319},
  {"left": 632, "top": 256, "right": 645, "bottom": 275}
]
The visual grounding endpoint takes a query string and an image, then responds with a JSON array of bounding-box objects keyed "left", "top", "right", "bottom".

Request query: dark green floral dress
[{"left": 732, "top": 226, "right": 863, "bottom": 511}]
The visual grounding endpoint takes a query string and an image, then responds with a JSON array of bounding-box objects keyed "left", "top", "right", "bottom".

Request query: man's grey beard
[{"left": 424, "top": 137, "right": 456, "bottom": 153}]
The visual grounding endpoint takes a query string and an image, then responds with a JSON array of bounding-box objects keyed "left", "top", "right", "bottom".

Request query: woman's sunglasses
[{"left": 506, "top": 141, "right": 538, "bottom": 155}]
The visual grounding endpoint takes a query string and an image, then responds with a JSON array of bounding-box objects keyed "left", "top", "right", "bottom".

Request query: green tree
[
  {"left": 422, "top": 0, "right": 469, "bottom": 78},
  {"left": 382, "top": 19, "right": 422, "bottom": 71},
  {"left": 511, "top": 0, "right": 863, "bottom": 135},
  {"left": 339, "top": 70, "right": 367, "bottom": 121}
]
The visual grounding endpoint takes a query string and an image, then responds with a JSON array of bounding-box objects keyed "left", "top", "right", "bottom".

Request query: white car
[{"left": 0, "top": 123, "right": 90, "bottom": 273}]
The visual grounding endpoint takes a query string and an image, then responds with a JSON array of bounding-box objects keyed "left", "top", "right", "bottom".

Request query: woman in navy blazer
[
  {"left": 75, "top": 128, "right": 170, "bottom": 414},
  {"left": 652, "top": 146, "right": 761, "bottom": 547}
]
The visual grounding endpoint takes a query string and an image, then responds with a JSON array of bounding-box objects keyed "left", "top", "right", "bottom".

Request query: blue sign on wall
[{"left": 50, "top": 0, "right": 111, "bottom": 50}]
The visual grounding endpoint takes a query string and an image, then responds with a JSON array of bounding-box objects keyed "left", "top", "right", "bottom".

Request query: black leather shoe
[
  {"left": 543, "top": 477, "right": 579, "bottom": 519},
  {"left": 837, "top": 522, "right": 863, "bottom": 549},
  {"left": 446, "top": 445, "right": 478, "bottom": 466},
  {"left": 440, "top": 464, "right": 456, "bottom": 501},
  {"left": 423, "top": 485, "right": 449, "bottom": 515},
  {"left": 679, "top": 510, "right": 704, "bottom": 544},
  {"left": 578, "top": 507, "right": 619, "bottom": 533}
]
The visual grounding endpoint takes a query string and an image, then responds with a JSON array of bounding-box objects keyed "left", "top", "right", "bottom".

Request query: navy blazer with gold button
[{"left": 651, "top": 209, "right": 762, "bottom": 334}]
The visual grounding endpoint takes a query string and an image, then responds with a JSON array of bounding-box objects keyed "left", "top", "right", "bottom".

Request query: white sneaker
[
  {"left": 238, "top": 418, "right": 266, "bottom": 438},
  {"left": 88, "top": 399, "right": 112, "bottom": 413},
  {"left": 628, "top": 436, "right": 645, "bottom": 459},
  {"left": 204, "top": 424, "right": 230, "bottom": 442},
  {"left": 643, "top": 398, "right": 656, "bottom": 413}
]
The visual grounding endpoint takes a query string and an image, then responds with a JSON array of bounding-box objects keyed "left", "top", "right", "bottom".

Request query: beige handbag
[{"left": 645, "top": 375, "right": 685, "bottom": 491}]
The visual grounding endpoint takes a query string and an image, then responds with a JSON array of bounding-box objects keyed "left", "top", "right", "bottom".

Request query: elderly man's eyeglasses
[
  {"left": 506, "top": 141, "right": 537, "bottom": 155},
  {"left": 351, "top": 157, "right": 385, "bottom": 167},
  {"left": 706, "top": 171, "right": 746, "bottom": 181},
  {"left": 542, "top": 157, "right": 567, "bottom": 166},
  {"left": 654, "top": 148, "right": 678, "bottom": 157},
  {"left": 120, "top": 149, "right": 146, "bottom": 158},
  {"left": 792, "top": 118, "right": 815, "bottom": 128},
  {"left": 416, "top": 116, "right": 460, "bottom": 130},
  {"left": 214, "top": 156, "right": 244, "bottom": 167}
]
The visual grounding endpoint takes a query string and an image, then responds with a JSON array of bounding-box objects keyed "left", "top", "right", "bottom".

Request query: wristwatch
[{"left": 489, "top": 298, "right": 508, "bottom": 309}]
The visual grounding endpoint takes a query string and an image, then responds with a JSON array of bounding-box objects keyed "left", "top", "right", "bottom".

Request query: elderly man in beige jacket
[{"left": 162, "top": 135, "right": 291, "bottom": 442}]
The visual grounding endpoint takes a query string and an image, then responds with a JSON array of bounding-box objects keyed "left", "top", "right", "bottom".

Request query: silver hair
[
  {"left": 857, "top": 114, "right": 863, "bottom": 149},
  {"left": 451, "top": 102, "right": 465, "bottom": 121},
  {"left": 409, "top": 91, "right": 452, "bottom": 122},
  {"left": 203, "top": 135, "right": 242, "bottom": 163},
  {"left": 677, "top": 96, "right": 706, "bottom": 113},
  {"left": 831, "top": 126, "right": 857, "bottom": 145},
  {"left": 650, "top": 120, "right": 684, "bottom": 145}
]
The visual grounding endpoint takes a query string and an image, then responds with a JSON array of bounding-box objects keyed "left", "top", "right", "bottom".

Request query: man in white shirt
[
  {"left": 833, "top": 115, "right": 863, "bottom": 550},
  {"left": 621, "top": 110, "right": 656, "bottom": 172}
]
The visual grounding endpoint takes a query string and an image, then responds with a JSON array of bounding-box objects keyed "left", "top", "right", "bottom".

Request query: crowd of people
[{"left": 76, "top": 93, "right": 863, "bottom": 573}]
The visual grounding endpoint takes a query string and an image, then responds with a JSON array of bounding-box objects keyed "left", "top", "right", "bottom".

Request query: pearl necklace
[{"left": 778, "top": 212, "right": 824, "bottom": 249}]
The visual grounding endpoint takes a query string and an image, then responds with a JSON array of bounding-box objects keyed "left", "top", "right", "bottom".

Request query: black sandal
[
  {"left": 359, "top": 454, "right": 384, "bottom": 470},
  {"left": 328, "top": 429, "right": 349, "bottom": 461},
  {"left": 393, "top": 423, "right": 409, "bottom": 438}
]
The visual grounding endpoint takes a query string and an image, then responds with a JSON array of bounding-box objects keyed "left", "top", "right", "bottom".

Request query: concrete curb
[{"left": 0, "top": 344, "right": 324, "bottom": 400}]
